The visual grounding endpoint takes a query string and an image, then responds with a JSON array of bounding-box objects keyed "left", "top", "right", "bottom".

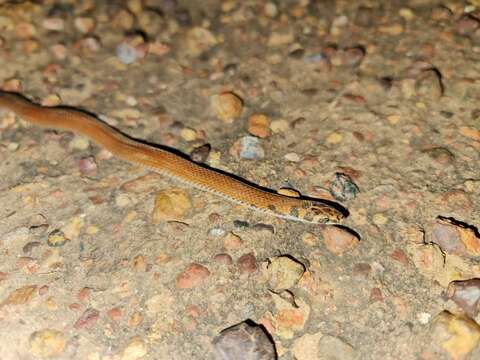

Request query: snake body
[{"left": 0, "top": 91, "right": 345, "bottom": 224}]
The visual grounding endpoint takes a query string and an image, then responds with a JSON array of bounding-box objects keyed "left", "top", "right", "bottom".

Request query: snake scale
[{"left": 0, "top": 91, "right": 346, "bottom": 224}]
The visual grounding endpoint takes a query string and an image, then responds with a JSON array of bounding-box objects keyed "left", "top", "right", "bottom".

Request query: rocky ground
[{"left": 0, "top": 0, "right": 480, "bottom": 359}]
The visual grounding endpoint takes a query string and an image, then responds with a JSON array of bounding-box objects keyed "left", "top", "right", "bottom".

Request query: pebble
[
  {"left": 121, "top": 336, "right": 148, "bottom": 360},
  {"left": 431, "top": 311, "right": 480, "bottom": 359},
  {"left": 459, "top": 126, "right": 480, "bottom": 142},
  {"left": 447, "top": 279, "right": 480, "bottom": 318},
  {"left": 372, "top": 213, "right": 388, "bottom": 225},
  {"left": 180, "top": 127, "right": 197, "bottom": 141},
  {"left": 230, "top": 136, "right": 265, "bottom": 160},
  {"left": 1, "top": 285, "right": 37, "bottom": 306},
  {"left": 70, "top": 135, "right": 90, "bottom": 150},
  {"left": 352, "top": 263, "right": 372, "bottom": 280},
  {"left": 78, "top": 156, "right": 97, "bottom": 177},
  {"left": 301, "top": 232, "right": 318, "bottom": 247},
  {"left": 107, "top": 307, "right": 122, "bottom": 321},
  {"left": 74, "top": 17, "right": 95, "bottom": 33},
  {"left": 318, "top": 335, "right": 356, "bottom": 360},
  {"left": 116, "top": 35, "right": 148, "bottom": 64},
  {"left": 330, "top": 173, "right": 359, "bottom": 201},
  {"left": 224, "top": 232, "right": 243, "bottom": 250},
  {"left": 29, "top": 329, "right": 66, "bottom": 357},
  {"left": 267, "top": 30, "right": 294, "bottom": 47},
  {"left": 291, "top": 331, "right": 323, "bottom": 360},
  {"left": 270, "top": 119, "right": 289, "bottom": 133},
  {"left": 42, "top": 17, "right": 65, "bottom": 31},
  {"left": 74, "top": 308, "right": 100, "bottom": 329},
  {"left": 237, "top": 253, "right": 258, "bottom": 274},
  {"left": 284, "top": 152, "right": 301, "bottom": 162},
  {"left": 264, "top": 2, "right": 278, "bottom": 18},
  {"left": 455, "top": 15, "right": 480, "bottom": 36},
  {"left": 213, "top": 253, "right": 233, "bottom": 265},
  {"left": 181, "top": 27, "right": 217, "bottom": 57},
  {"left": 247, "top": 114, "right": 271, "bottom": 138},
  {"left": 209, "top": 227, "right": 226, "bottom": 237},
  {"left": 431, "top": 217, "right": 480, "bottom": 257},
  {"left": 415, "top": 69, "right": 444, "bottom": 99},
  {"left": 190, "top": 144, "right": 211, "bottom": 163},
  {"left": 271, "top": 293, "right": 309, "bottom": 339},
  {"left": 211, "top": 92, "right": 243, "bottom": 123},
  {"left": 176, "top": 263, "right": 211, "bottom": 289},
  {"left": 325, "top": 132, "right": 343, "bottom": 145},
  {"left": 266, "top": 255, "right": 305, "bottom": 291},
  {"left": 112, "top": 9, "right": 135, "bottom": 30},
  {"left": 151, "top": 188, "right": 192, "bottom": 223},
  {"left": 213, "top": 321, "right": 277, "bottom": 360},
  {"left": 321, "top": 227, "right": 360, "bottom": 255},
  {"left": 47, "top": 229, "right": 68, "bottom": 247}
]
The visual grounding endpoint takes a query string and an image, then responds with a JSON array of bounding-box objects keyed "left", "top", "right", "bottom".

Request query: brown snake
[{"left": 0, "top": 91, "right": 346, "bottom": 224}]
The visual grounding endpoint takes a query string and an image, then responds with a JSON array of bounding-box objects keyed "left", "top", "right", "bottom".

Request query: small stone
[
  {"left": 181, "top": 27, "right": 217, "bottom": 57},
  {"left": 284, "top": 152, "right": 301, "bottom": 162},
  {"left": 252, "top": 223, "right": 275, "bottom": 234},
  {"left": 270, "top": 119, "right": 289, "bottom": 133},
  {"left": 379, "top": 23, "right": 404, "bottom": 35},
  {"left": 431, "top": 311, "right": 480, "bottom": 359},
  {"left": 132, "top": 255, "right": 147, "bottom": 272},
  {"left": 180, "top": 127, "right": 197, "bottom": 141},
  {"left": 447, "top": 279, "right": 480, "bottom": 318},
  {"left": 237, "top": 253, "right": 258, "bottom": 274},
  {"left": 272, "top": 294, "right": 309, "bottom": 339},
  {"left": 247, "top": 114, "right": 271, "bottom": 138},
  {"left": 455, "top": 15, "right": 480, "bottom": 36},
  {"left": 209, "top": 227, "right": 226, "bottom": 237},
  {"left": 301, "top": 232, "right": 318, "bottom": 246},
  {"left": 74, "top": 17, "right": 95, "bottom": 33},
  {"left": 341, "top": 46, "right": 365, "bottom": 67},
  {"left": 116, "top": 35, "right": 147, "bottom": 64},
  {"left": 78, "top": 287, "right": 91, "bottom": 303},
  {"left": 121, "top": 336, "right": 148, "bottom": 360},
  {"left": 190, "top": 144, "right": 211, "bottom": 163},
  {"left": 321, "top": 227, "right": 359, "bottom": 255},
  {"left": 128, "top": 312, "right": 144, "bottom": 327},
  {"left": 74, "top": 308, "right": 100, "bottom": 329},
  {"left": 352, "top": 263, "right": 372, "bottom": 280},
  {"left": 415, "top": 69, "right": 444, "bottom": 99},
  {"left": 330, "top": 173, "right": 359, "bottom": 201},
  {"left": 230, "top": 136, "right": 265, "bottom": 160},
  {"left": 213, "top": 321, "right": 277, "bottom": 360},
  {"left": 176, "top": 263, "right": 211, "bottom": 289},
  {"left": 459, "top": 126, "right": 480, "bottom": 142},
  {"left": 211, "top": 92, "right": 243, "bottom": 123},
  {"left": 70, "top": 135, "right": 90, "bottom": 150},
  {"left": 431, "top": 217, "right": 480, "bottom": 257},
  {"left": 325, "top": 132, "right": 343, "bottom": 145},
  {"left": 79, "top": 156, "right": 97, "bottom": 177},
  {"left": 291, "top": 331, "right": 323, "bottom": 360},
  {"left": 370, "top": 287, "right": 384, "bottom": 303},
  {"left": 224, "top": 232, "right": 243, "bottom": 251},
  {"left": 372, "top": 213, "right": 388, "bottom": 225},
  {"left": 107, "top": 307, "right": 122, "bottom": 321},
  {"left": 42, "top": 18, "right": 65, "bottom": 31},
  {"left": 266, "top": 256, "right": 305, "bottom": 291},
  {"left": 29, "top": 329, "right": 66, "bottom": 357},
  {"left": 318, "top": 335, "right": 356, "bottom": 360},
  {"left": 264, "top": 2, "right": 278, "bottom": 17},
  {"left": 112, "top": 9, "right": 135, "bottom": 30},
  {"left": 1, "top": 285, "right": 37, "bottom": 307},
  {"left": 267, "top": 30, "right": 294, "bottom": 47},
  {"left": 213, "top": 253, "right": 233, "bottom": 265},
  {"left": 151, "top": 188, "right": 192, "bottom": 223}
]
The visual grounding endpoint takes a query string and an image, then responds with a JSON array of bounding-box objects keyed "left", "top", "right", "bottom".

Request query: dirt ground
[{"left": 1, "top": 0, "right": 480, "bottom": 359}]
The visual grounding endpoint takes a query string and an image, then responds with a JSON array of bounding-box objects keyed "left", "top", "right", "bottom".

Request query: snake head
[{"left": 303, "top": 202, "right": 346, "bottom": 224}]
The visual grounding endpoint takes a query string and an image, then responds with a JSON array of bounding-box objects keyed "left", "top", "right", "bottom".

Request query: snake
[{"left": 0, "top": 91, "right": 346, "bottom": 224}]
